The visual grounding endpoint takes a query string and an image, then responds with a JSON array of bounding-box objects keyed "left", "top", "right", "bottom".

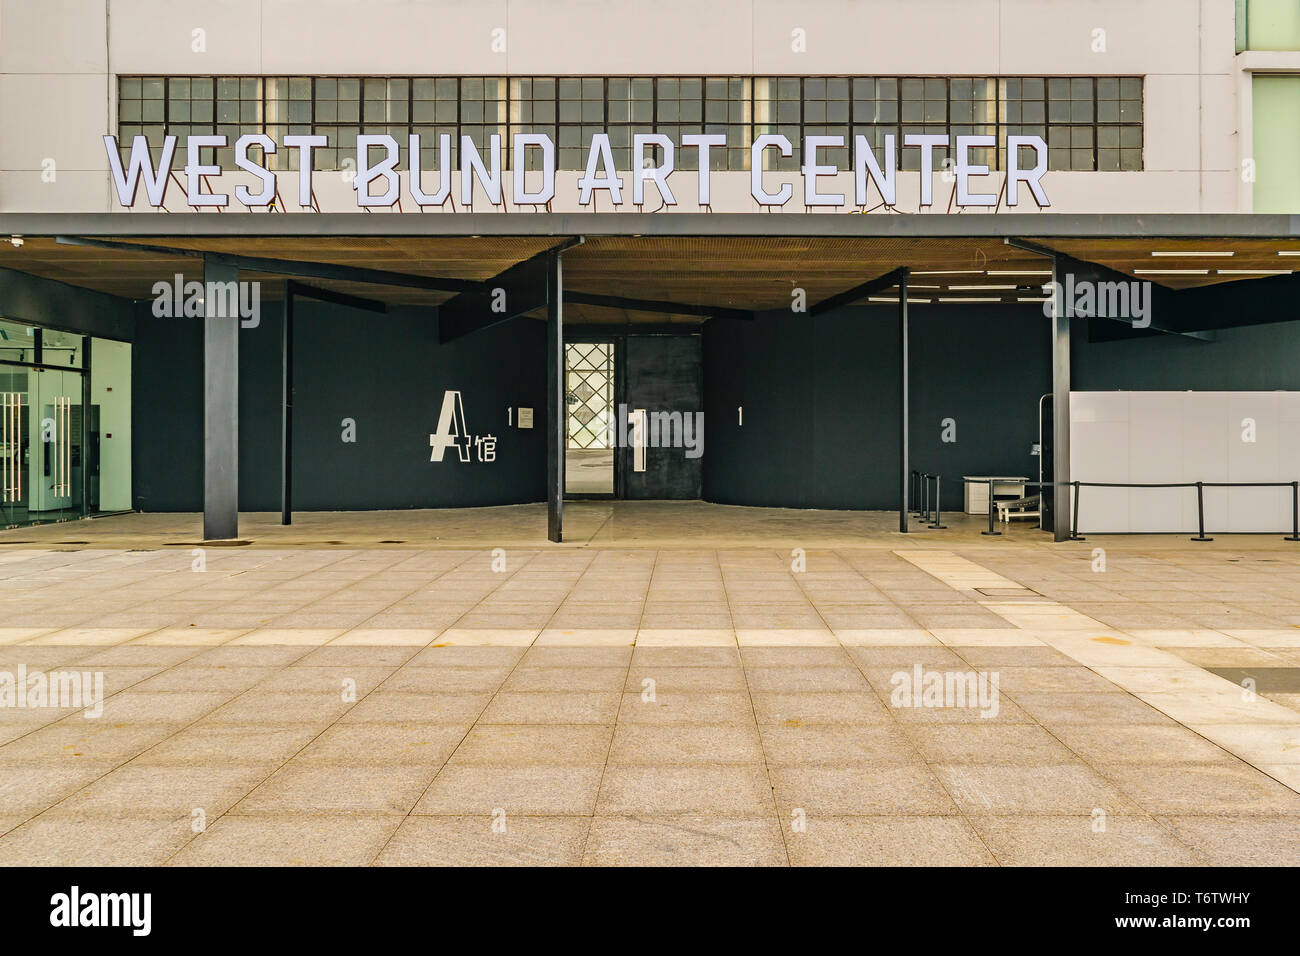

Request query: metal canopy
[{"left": 2, "top": 223, "right": 1300, "bottom": 323}]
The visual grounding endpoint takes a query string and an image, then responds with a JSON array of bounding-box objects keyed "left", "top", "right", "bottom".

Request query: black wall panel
[
  {"left": 703, "top": 304, "right": 1050, "bottom": 510},
  {"left": 131, "top": 304, "right": 204, "bottom": 512},
  {"left": 131, "top": 291, "right": 1300, "bottom": 516},
  {"left": 908, "top": 306, "right": 1051, "bottom": 496},
  {"left": 1074, "top": 318, "right": 1300, "bottom": 391},
  {"left": 132, "top": 300, "right": 547, "bottom": 512}
]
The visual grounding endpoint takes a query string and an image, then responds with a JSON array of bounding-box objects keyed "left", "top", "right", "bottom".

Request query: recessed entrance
[
  {"left": 0, "top": 320, "right": 132, "bottom": 529},
  {"left": 563, "top": 333, "right": 704, "bottom": 501}
]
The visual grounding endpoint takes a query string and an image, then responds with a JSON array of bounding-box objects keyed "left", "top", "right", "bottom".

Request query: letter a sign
[{"left": 429, "top": 390, "right": 471, "bottom": 462}]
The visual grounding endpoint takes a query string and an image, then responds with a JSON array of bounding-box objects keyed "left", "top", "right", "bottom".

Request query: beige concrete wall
[{"left": 0, "top": 0, "right": 1245, "bottom": 214}]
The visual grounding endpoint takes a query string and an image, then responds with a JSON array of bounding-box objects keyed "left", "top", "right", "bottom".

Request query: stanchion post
[
  {"left": 1287, "top": 481, "right": 1300, "bottom": 542},
  {"left": 921, "top": 474, "right": 930, "bottom": 522},
  {"left": 1068, "top": 480, "right": 1086, "bottom": 541},
  {"left": 1192, "top": 481, "right": 1214, "bottom": 542},
  {"left": 981, "top": 477, "right": 1001, "bottom": 536},
  {"left": 929, "top": 476, "right": 947, "bottom": 529}
]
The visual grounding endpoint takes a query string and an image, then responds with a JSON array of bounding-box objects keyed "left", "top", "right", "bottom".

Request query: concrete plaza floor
[{"left": 1, "top": 502, "right": 1299, "bottom": 866}]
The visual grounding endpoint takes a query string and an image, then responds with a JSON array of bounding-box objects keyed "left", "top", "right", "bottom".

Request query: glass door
[
  {"left": 0, "top": 369, "right": 28, "bottom": 528},
  {"left": 564, "top": 342, "right": 615, "bottom": 495},
  {"left": 28, "top": 367, "right": 83, "bottom": 524}
]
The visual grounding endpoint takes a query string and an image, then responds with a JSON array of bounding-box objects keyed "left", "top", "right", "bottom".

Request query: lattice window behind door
[{"left": 565, "top": 343, "right": 613, "bottom": 449}]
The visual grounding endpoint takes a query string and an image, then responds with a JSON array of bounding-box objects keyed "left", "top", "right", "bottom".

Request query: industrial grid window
[
  {"left": 565, "top": 343, "right": 614, "bottom": 450},
  {"left": 117, "top": 75, "right": 1144, "bottom": 174}
]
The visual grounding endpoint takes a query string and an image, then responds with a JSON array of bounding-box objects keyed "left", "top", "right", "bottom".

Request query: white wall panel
[
  {"left": 107, "top": 0, "right": 263, "bottom": 74},
  {"left": 753, "top": 0, "right": 998, "bottom": 75},
  {"left": 1072, "top": 391, "right": 1300, "bottom": 534},
  {"left": 0, "top": 0, "right": 107, "bottom": 73},
  {"left": 0, "top": 0, "right": 1254, "bottom": 214},
  {"left": 1128, "top": 392, "right": 1183, "bottom": 532}
]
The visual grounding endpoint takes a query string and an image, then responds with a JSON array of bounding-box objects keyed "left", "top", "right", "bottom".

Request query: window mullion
[{"left": 1092, "top": 76, "right": 1099, "bottom": 172}]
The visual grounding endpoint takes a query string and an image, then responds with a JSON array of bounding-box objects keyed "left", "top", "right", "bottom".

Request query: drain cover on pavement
[
  {"left": 1207, "top": 667, "right": 1300, "bottom": 693},
  {"left": 975, "top": 586, "right": 1041, "bottom": 598}
]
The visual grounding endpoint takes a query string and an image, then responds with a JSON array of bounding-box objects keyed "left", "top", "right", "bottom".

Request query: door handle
[
  {"left": 631, "top": 409, "right": 647, "bottom": 473},
  {"left": 49, "top": 396, "right": 71, "bottom": 499},
  {"left": 2, "top": 392, "right": 11, "bottom": 503},
  {"left": 2, "top": 391, "right": 19, "bottom": 504},
  {"left": 60, "top": 396, "right": 71, "bottom": 498}
]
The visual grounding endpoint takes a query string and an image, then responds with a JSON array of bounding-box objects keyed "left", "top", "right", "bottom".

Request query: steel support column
[
  {"left": 81, "top": 336, "right": 92, "bottom": 517},
  {"left": 1050, "top": 255, "right": 1072, "bottom": 543},
  {"left": 546, "top": 250, "right": 564, "bottom": 543},
  {"left": 899, "top": 269, "right": 910, "bottom": 534},
  {"left": 280, "top": 284, "right": 294, "bottom": 526},
  {"left": 203, "top": 255, "right": 239, "bottom": 541}
]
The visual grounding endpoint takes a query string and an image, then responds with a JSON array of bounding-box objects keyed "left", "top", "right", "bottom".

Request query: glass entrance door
[
  {"left": 0, "top": 369, "right": 29, "bottom": 528},
  {"left": 28, "top": 367, "right": 83, "bottom": 524},
  {"left": 565, "top": 342, "right": 615, "bottom": 495}
]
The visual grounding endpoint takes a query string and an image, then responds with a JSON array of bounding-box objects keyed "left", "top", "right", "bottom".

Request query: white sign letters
[
  {"left": 429, "top": 390, "right": 496, "bottom": 464},
  {"left": 103, "top": 130, "right": 1051, "bottom": 210}
]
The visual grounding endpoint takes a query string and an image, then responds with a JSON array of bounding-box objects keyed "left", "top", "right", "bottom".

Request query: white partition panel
[{"left": 1070, "top": 392, "right": 1300, "bottom": 534}]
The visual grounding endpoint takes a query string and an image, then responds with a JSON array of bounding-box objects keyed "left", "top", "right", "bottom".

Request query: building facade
[
  {"left": 0, "top": 0, "right": 1299, "bottom": 541},
  {"left": 1, "top": 0, "right": 1291, "bottom": 216}
]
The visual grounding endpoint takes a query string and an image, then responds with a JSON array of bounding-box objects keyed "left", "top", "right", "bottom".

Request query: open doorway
[{"left": 565, "top": 341, "right": 615, "bottom": 495}]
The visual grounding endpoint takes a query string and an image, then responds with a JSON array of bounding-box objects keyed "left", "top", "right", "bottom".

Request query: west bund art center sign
[{"left": 102, "top": 130, "right": 1052, "bottom": 210}]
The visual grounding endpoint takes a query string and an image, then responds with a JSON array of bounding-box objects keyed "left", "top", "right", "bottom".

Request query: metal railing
[{"left": 919, "top": 476, "right": 1300, "bottom": 543}]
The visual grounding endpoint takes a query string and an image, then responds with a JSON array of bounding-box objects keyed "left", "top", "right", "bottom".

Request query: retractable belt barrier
[{"left": 906, "top": 476, "right": 1300, "bottom": 543}]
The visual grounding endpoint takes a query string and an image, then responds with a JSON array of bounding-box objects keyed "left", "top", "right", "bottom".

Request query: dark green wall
[
  {"left": 128, "top": 293, "right": 1300, "bottom": 515},
  {"left": 704, "top": 302, "right": 1300, "bottom": 511},
  {"left": 703, "top": 304, "right": 1051, "bottom": 509},
  {"left": 131, "top": 305, "right": 202, "bottom": 511},
  {"left": 1074, "top": 318, "right": 1300, "bottom": 390},
  {"left": 131, "top": 300, "right": 547, "bottom": 512}
]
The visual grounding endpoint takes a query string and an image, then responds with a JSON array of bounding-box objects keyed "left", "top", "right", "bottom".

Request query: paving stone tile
[
  {"left": 0, "top": 813, "right": 196, "bottom": 866},
  {"left": 786, "top": 816, "right": 995, "bottom": 866},
  {"left": 966, "top": 815, "right": 1201, "bottom": 866},
  {"left": 234, "top": 763, "right": 433, "bottom": 814},
  {"left": 376, "top": 815, "right": 588, "bottom": 866},
  {"left": 934, "top": 764, "right": 1144, "bottom": 815},
  {"left": 169, "top": 813, "right": 402, "bottom": 866},
  {"left": 583, "top": 814, "right": 786, "bottom": 866},
  {"left": 414, "top": 765, "right": 604, "bottom": 815},
  {"left": 770, "top": 764, "right": 957, "bottom": 815},
  {"left": 596, "top": 764, "right": 774, "bottom": 815},
  {"left": 608, "top": 723, "right": 763, "bottom": 765}
]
